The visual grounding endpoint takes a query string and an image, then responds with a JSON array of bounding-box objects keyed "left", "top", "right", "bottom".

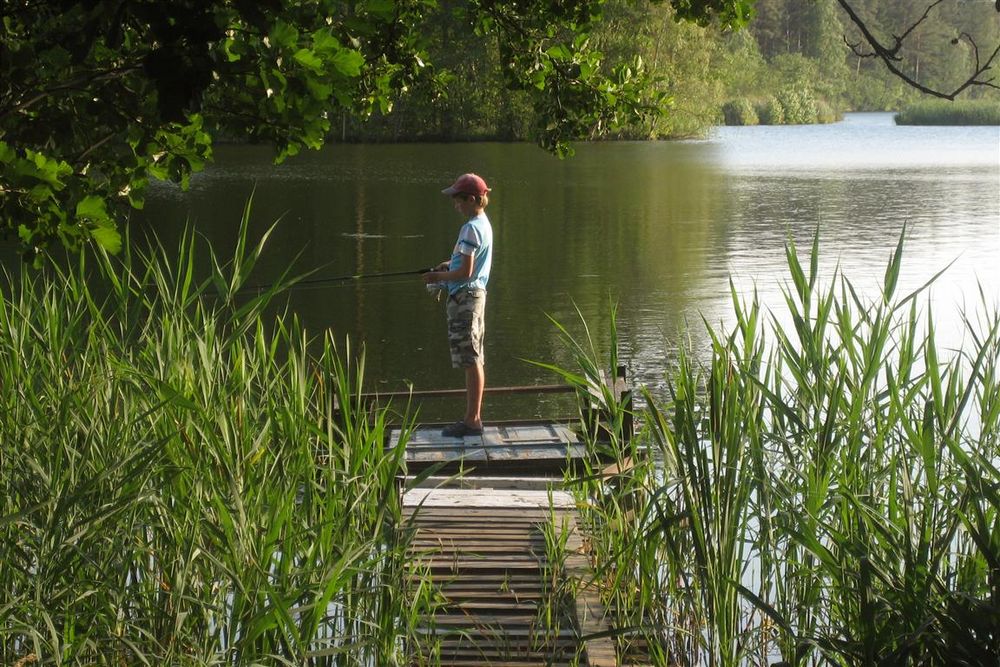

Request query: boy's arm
[{"left": 422, "top": 253, "right": 473, "bottom": 284}]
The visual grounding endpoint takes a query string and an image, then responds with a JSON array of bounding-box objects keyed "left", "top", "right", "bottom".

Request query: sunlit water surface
[{"left": 16, "top": 112, "right": 998, "bottom": 420}]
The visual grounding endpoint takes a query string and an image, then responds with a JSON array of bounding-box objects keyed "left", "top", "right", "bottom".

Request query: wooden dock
[
  {"left": 389, "top": 422, "right": 588, "bottom": 477},
  {"left": 394, "top": 421, "right": 621, "bottom": 666}
]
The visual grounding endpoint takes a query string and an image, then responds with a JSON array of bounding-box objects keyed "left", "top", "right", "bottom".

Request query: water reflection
[{"left": 5, "top": 113, "right": 993, "bottom": 419}]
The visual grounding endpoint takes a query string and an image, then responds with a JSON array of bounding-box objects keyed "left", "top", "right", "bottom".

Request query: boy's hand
[{"left": 422, "top": 261, "right": 449, "bottom": 284}]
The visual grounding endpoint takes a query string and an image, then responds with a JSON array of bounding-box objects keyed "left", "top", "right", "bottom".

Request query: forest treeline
[{"left": 348, "top": 0, "right": 1000, "bottom": 140}]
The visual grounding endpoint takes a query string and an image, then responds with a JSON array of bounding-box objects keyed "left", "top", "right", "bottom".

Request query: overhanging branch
[{"left": 837, "top": 0, "right": 1000, "bottom": 100}]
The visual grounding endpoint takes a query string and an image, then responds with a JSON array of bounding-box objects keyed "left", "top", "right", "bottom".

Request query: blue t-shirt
[{"left": 448, "top": 212, "right": 492, "bottom": 295}]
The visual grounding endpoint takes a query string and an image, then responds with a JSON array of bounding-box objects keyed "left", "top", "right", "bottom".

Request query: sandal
[{"left": 441, "top": 421, "right": 484, "bottom": 437}]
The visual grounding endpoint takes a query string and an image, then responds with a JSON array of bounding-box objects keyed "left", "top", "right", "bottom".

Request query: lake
[{"left": 121, "top": 112, "right": 1000, "bottom": 419}]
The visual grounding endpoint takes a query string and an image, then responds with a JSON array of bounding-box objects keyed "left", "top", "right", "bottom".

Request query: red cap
[{"left": 442, "top": 173, "right": 490, "bottom": 197}]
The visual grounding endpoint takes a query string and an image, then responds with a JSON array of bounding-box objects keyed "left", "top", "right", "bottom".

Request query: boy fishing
[{"left": 422, "top": 173, "right": 493, "bottom": 438}]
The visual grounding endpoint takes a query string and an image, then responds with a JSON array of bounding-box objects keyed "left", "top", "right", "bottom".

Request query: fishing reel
[{"left": 425, "top": 282, "right": 446, "bottom": 301}]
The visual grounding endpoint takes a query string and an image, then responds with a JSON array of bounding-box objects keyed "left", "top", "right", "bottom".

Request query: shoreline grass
[
  {"left": 549, "top": 231, "right": 999, "bottom": 665},
  {"left": 895, "top": 98, "right": 1000, "bottom": 125},
  {"left": 0, "top": 210, "right": 430, "bottom": 665}
]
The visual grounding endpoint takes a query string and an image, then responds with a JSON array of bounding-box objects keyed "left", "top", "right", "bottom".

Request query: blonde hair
[{"left": 455, "top": 192, "right": 489, "bottom": 209}]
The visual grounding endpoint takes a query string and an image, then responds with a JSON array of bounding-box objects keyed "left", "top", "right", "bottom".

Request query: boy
[{"left": 422, "top": 173, "right": 493, "bottom": 437}]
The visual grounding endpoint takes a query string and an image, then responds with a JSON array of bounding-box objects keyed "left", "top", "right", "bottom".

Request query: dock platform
[
  {"left": 390, "top": 422, "right": 587, "bottom": 476},
  {"left": 394, "top": 422, "right": 622, "bottom": 666}
]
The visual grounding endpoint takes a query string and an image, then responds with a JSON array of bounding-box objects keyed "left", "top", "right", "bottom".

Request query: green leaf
[
  {"left": 75, "top": 195, "right": 109, "bottom": 222},
  {"left": 293, "top": 48, "right": 323, "bottom": 72},
  {"left": 222, "top": 37, "right": 241, "bottom": 62},
  {"left": 546, "top": 44, "right": 572, "bottom": 61},
  {"left": 311, "top": 29, "right": 341, "bottom": 55},
  {"left": 330, "top": 47, "right": 364, "bottom": 77},
  {"left": 363, "top": 0, "right": 395, "bottom": 20},
  {"left": 28, "top": 183, "right": 54, "bottom": 202},
  {"left": 306, "top": 78, "right": 333, "bottom": 100},
  {"left": 883, "top": 224, "right": 906, "bottom": 302},
  {"left": 90, "top": 224, "right": 122, "bottom": 254},
  {"left": 269, "top": 20, "right": 299, "bottom": 49}
]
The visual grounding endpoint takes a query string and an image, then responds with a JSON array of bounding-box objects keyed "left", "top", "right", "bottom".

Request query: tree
[
  {"left": 837, "top": 0, "right": 1000, "bottom": 99},
  {"left": 0, "top": 0, "right": 753, "bottom": 261}
]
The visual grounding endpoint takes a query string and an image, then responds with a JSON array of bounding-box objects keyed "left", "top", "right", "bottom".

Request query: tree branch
[
  {"left": 837, "top": 0, "right": 1000, "bottom": 100},
  {"left": 76, "top": 132, "right": 119, "bottom": 163},
  {"left": 891, "top": 0, "right": 948, "bottom": 56},
  {"left": 0, "top": 65, "right": 143, "bottom": 121}
]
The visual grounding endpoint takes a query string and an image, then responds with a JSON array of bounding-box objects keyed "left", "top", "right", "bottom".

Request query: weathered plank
[
  {"left": 402, "top": 487, "right": 617, "bottom": 667},
  {"left": 405, "top": 475, "right": 565, "bottom": 490},
  {"left": 403, "top": 488, "right": 576, "bottom": 509},
  {"left": 390, "top": 422, "right": 596, "bottom": 477}
]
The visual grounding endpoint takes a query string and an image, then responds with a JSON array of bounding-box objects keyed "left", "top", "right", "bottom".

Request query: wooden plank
[
  {"left": 404, "top": 510, "right": 560, "bottom": 520},
  {"left": 418, "top": 613, "right": 552, "bottom": 628},
  {"left": 410, "top": 576, "right": 544, "bottom": 587},
  {"left": 391, "top": 422, "right": 589, "bottom": 475},
  {"left": 430, "top": 587, "right": 549, "bottom": 595},
  {"left": 562, "top": 519, "right": 617, "bottom": 667},
  {"left": 405, "top": 533, "right": 543, "bottom": 542},
  {"left": 414, "top": 629, "right": 578, "bottom": 640},
  {"left": 414, "top": 662, "right": 575, "bottom": 667},
  {"left": 409, "top": 541, "right": 548, "bottom": 551},
  {"left": 427, "top": 647, "right": 579, "bottom": 658},
  {"left": 405, "top": 534, "right": 545, "bottom": 544},
  {"left": 409, "top": 550, "right": 547, "bottom": 561},
  {"left": 435, "top": 593, "right": 545, "bottom": 602},
  {"left": 409, "top": 551, "right": 546, "bottom": 561},
  {"left": 408, "top": 542, "right": 546, "bottom": 551},
  {"left": 405, "top": 441, "right": 488, "bottom": 450},
  {"left": 409, "top": 563, "right": 548, "bottom": 573},
  {"left": 485, "top": 445, "right": 582, "bottom": 462},
  {"left": 405, "top": 508, "right": 561, "bottom": 518},
  {"left": 403, "top": 488, "right": 575, "bottom": 509},
  {"left": 403, "top": 459, "right": 585, "bottom": 478},
  {"left": 406, "top": 446, "right": 489, "bottom": 460},
  {"left": 497, "top": 423, "right": 579, "bottom": 444},
  {"left": 403, "top": 475, "right": 566, "bottom": 490},
  {"left": 408, "top": 523, "right": 545, "bottom": 548}
]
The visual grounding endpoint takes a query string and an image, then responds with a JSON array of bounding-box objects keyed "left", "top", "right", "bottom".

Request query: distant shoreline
[{"left": 895, "top": 99, "right": 1000, "bottom": 126}]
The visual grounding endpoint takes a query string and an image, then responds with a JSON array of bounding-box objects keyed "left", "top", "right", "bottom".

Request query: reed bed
[
  {"left": 0, "top": 210, "right": 432, "bottom": 665},
  {"left": 3, "top": 212, "right": 996, "bottom": 666},
  {"left": 553, "top": 232, "right": 999, "bottom": 665},
  {"left": 895, "top": 99, "right": 1000, "bottom": 125}
]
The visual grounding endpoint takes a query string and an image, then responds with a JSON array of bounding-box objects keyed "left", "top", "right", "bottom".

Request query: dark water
[{"left": 28, "top": 113, "right": 1000, "bottom": 420}]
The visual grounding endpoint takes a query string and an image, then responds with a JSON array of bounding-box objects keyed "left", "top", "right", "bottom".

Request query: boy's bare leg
[{"left": 464, "top": 363, "right": 484, "bottom": 428}]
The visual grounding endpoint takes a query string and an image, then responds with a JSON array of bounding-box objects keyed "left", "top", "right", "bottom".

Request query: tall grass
[
  {"left": 550, "top": 231, "right": 999, "bottom": 665},
  {"left": 0, "top": 207, "right": 430, "bottom": 665},
  {"left": 895, "top": 98, "right": 1000, "bottom": 125}
]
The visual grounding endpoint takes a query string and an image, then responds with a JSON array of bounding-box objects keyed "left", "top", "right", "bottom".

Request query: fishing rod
[
  {"left": 242, "top": 266, "right": 436, "bottom": 293},
  {"left": 297, "top": 266, "right": 435, "bottom": 286}
]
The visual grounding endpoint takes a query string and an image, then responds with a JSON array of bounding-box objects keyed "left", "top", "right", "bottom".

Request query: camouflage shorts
[{"left": 446, "top": 289, "right": 486, "bottom": 368}]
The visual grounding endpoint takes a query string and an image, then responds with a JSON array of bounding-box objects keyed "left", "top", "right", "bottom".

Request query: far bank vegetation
[{"left": 347, "top": 0, "right": 999, "bottom": 139}]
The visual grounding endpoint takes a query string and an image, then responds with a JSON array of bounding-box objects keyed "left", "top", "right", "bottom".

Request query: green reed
[
  {"left": 895, "top": 98, "right": 1000, "bottom": 126},
  {"left": 547, "top": 230, "right": 998, "bottom": 665},
  {"left": 0, "top": 208, "right": 430, "bottom": 665}
]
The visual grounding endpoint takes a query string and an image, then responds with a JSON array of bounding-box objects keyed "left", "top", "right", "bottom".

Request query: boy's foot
[{"left": 441, "top": 421, "right": 484, "bottom": 437}]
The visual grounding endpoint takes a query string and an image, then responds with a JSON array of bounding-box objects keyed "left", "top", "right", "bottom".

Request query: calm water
[{"left": 68, "top": 113, "right": 1000, "bottom": 418}]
